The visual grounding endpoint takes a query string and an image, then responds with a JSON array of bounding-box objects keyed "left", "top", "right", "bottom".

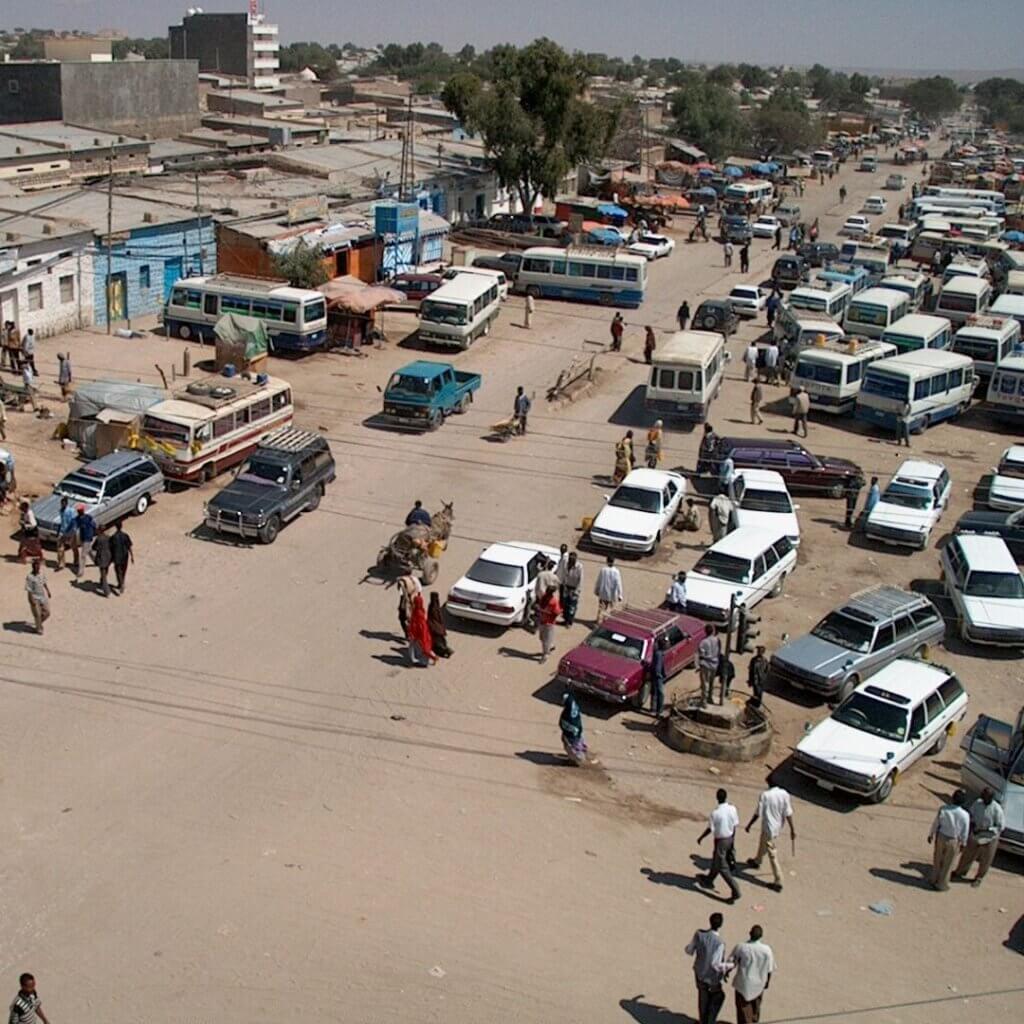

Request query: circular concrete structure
[{"left": 661, "top": 691, "right": 774, "bottom": 761}]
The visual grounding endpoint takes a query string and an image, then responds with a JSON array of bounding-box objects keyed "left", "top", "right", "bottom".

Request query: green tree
[
  {"left": 750, "top": 89, "right": 821, "bottom": 153},
  {"left": 11, "top": 33, "right": 43, "bottom": 59},
  {"left": 902, "top": 76, "right": 962, "bottom": 119},
  {"left": 706, "top": 64, "right": 738, "bottom": 88},
  {"left": 670, "top": 79, "right": 748, "bottom": 160},
  {"left": 272, "top": 242, "right": 328, "bottom": 290},
  {"left": 974, "top": 77, "right": 1024, "bottom": 126},
  {"left": 279, "top": 42, "right": 338, "bottom": 80},
  {"left": 441, "top": 38, "right": 617, "bottom": 213},
  {"left": 112, "top": 37, "right": 169, "bottom": 60},
  {"left": 738, "top": 63, "right": 771, "bottom": 90}
]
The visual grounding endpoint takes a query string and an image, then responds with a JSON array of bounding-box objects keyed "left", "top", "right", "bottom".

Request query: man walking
[
  {"left": 697, "top": 423, "right": 718, "bottom": 476},
  {"left": 750, "top": 380, "right": 764, "bottom": 425},
  {"left": 523, "top": 292, "right": 534, "bottom": 329},
  {"left": 697, "top": 626, "right": 721, "bottom": 705},
  {"left": 718, "top": 451, "right": 735, "bottom": 497},
  {"left": 763, "top": 341, "right": 779, "bottom": 385},
  {"left": 110, "top": 520, "right": 134, "bottom": 594},
  {"left": 766, "top": 293, "right": 780, "bottom": 329},
  {"left": 864, "top": 476, "right": 881, "bottom": 518},
  {"left": 677, "top": 301, "right": 691, "bottom": 331},
  {"left": 723, "top": 241, "right": 733, "bottom": 268},
  {"left": 557, "top": 551, "right": 583, "bottom": 626},
  {"left": 709, "top": 492, "right": 734, "bottom": 543},
  {"left": 20, "top": 328, "right": 38, "bottom": 376},
  {"left": 698, "top": 788, "right": 741, "bottom": 902},
  {"left": 55, "top": 496, "right": 77, "bottom": 571},
  {"left": 739, "top": 243, "right": 750, "bottom": 274},
  {"left": 594, "top": 555, "right": 623, "bottom": 622},
  {"left": 685, "top": 913, "right": 729, "bottom": 1024},
  {"left": 93, "top": 526, "right": 113, "bottom": 597},
  {"left": 844, "top": 475, "right": 864, "bottom": 529},
  {"left": 747, "top": 645, "right": 769, "bottom": 703},
  {"left": 927, "top": 789, "right": 971, "bottom": 891},
  {"left": 952, "top": 787, "right": 1005, "bottom": 888},
  {"left": 9, "top": 973, "right": 51, "bottom": 1024},
  {"left": 74, "top": 504, "right": 96, "bottom": 577},
  {"left": 25, "top": 559, "right": 51, "bottom": 635},
  {"left": 513, "top": 386, "right": 531, "bottom": 435},
  {"left": 610, "top": 312, "right": 625, "bottom": 352},
  {"left": 772, "top": 225, "right": 782, "bottom": 251},
  {"left": 896, "top": 399, "right": 913, "bottom": 447},
  {"left": 745, "top": 775, "right": 795, "bottom": 891},
  {"left": 643, "top": 325, "right": 656, "bottom": 365},
  {"left": 537, "top": 586, "right": 561, "bottom": 664},
  {"left": 57, "top": 352, "right": 72, "bottom": 399},
  {"left": 730, "top": 925, "right": 775, "bottom": 1024},
  {"left": 743, "top": 342, "right": 758, "bottom": 382},
  {"left": 791, "top": 387, "right": 810, "bottom": 437}
]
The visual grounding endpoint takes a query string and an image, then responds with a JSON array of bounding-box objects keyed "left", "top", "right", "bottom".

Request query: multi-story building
[{"left": 169, "top": 10, "right": 280, "bottom": 90}]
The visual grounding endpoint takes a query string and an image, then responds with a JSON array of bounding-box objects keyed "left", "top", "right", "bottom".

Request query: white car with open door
[{"left": 588, "top": 468, "right": 686, "bottom": 555}]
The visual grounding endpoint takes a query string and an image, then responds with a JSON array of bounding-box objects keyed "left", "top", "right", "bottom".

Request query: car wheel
[
  {"left": 599, "top": 293, "right": 614, "bottom": 307},
  {"left": 651, "top": 531, "right": 662, "bottom": 553},
  {"left": 913, "top": 643, "right": 930, "bottom": 661},
  {"left": 454, "top": 393, "right": 470, "bottom": 414},
  {"left": 134, "top": 493, "right": 150, "bottom": 516},
  {"left": 834, "top": 674, "right": 859, "bottom": 706},
  {"left": 701, "top": 315, "right": 717, "bottom": 330},
  {"left": 259, "top": 515, "right": 281, "bottom": 545},
  {"left": 306, "top": 483, "right": 324, "bottom": 512},
  {"left": 202, "top": 462, "right": 216, "bottom": 484},
  {"left": 521, "top": 597, "right": 535, "bottom": 630},
  {"left": 427, "top": 410, "right": 442, "bottom": 431},
  {"left": 770, "top": 572, "right": 786, "bottom": 598},
  {"left": 828, "top": 483, "right": 844, "bottom": 500},
  {"left": 178, "top": 323, "right": 192, "bottom": 340},
  {"left": 421, "top": 558, "right": 439, "bottom": 586},
  {"left": 870, "top": 771, "right": 896, "bottom": 804},
  {"left": 928, "top": 728, "right": 948, "bottom": 756},
  {"left": 482, "top": 319, "right": 490, "bottom": 337},
  {"left": 959, "top": 618, "right": 972, "bottom": 643}
]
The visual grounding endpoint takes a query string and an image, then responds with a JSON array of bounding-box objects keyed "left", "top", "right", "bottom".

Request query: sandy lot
[{"left": 0, "top": 159, "right": 1021, "bottom": 1023}]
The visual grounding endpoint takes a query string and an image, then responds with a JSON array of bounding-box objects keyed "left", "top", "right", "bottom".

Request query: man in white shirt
[
  {"left": 927, "top": 788, "right": 971, "bottom": 891},
  {"left": 697, "top": 788, "right": 741, "bottom": 902},
  {"left": 534, "top": 557, "right": 559, "bottom": 603},
  {"left": 952, "top": 787, "right": 1006, "bottom": 888},
  {"left": 709, "top": 492, "right": 734, "bottom": 543},
  {"left": 666, "top": 570, "right": 687, "bottom": 612},
  {"left": 593, "top": 555, "right": 624, "bottom": 622},
  {"left": 743, "top": 342, "right": 758, "bottom": 381},
  {"left": 745, "top": 776, "right": 796, "bottom": 892},
  {"left": 730, "top": 924, "right": 775, "bottom": 1024},
  {"left": 685, "top": 912, "right": 728, "bottom": 1024}
]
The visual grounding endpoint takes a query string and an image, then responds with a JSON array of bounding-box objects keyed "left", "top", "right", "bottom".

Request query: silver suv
[
  {"left": 770, "top": 585, "right": 946, "bottom": 703},
  {"left": 33, "top": 451, "right": 165, "bottom": 539}
]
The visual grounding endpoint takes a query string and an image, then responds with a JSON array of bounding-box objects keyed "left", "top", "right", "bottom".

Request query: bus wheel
[
  {"left": 202, "top": 462, "right": 216, "bottom": 484},
  {"left": 482, "top": 319, "right": 490, "bottom": 336},
  {"left": 526, "top": 285, "right": 541, "bottom": 299},
  {"left": 599, "top": 293, "right": 614, "bottom": 307},
  {"left": 178, "top": 323, "right": 192, "bottom": 340}
]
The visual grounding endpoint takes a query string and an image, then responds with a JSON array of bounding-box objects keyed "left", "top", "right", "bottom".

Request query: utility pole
[
  {"left": 719, "top": 592, "right": 740, "bottom": 705},
  {"left": 105, "top": 149, "right": 113, "bottom": 334},
  {"left": 194, "top": 173, "right": 204, "bottom": 275}
]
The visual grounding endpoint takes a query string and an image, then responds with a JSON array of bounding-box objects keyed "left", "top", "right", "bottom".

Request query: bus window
[
  {"left": 550, "top": 261, "right": 566, "bottom": 275},
  {"left": 928, "top": 373, "right": 948, "bottom": 395},
  {"left": 847, "top": 361, "right": 863, "bottom": 384},
  {"left": 657, "top": 369, "right": 675, "bottom": 388},
  {"left": 948, "top": 368, "right": 963, "bottom": 387},
  {"left": 251, "top": 398, "right": 271, "bottom": 421},
  {"left": 677, "top": 370, "right": 695, "bottom": 390},
  {"left": 222, "top": 296, "right": 251, "bottom": 315},
  {"left": 303, "top": 300, "right": 325, "bottom": 323},
  {"left": 625, "top": 268, "right": 639, "bottom": 282},
  {"left": 612, "top": 266, "right": 626, "bottom": 281},
  {"left": 204, "top": 295, "right": 219, "bottom": 316},
  {"left": 235, "top": 406, "right": 250, "bottom": 426},
  {"left": 213, "top": 414, "right": 235, "bottom": 438},
  {"left": 597, "top": 265, "right": 614, "bottom": 280},
  {"left": 272, "top": 389, "right": 291, "bottom": 410},
  {"left": 524, "top": 258, "right": 551, "bottom": 273}
]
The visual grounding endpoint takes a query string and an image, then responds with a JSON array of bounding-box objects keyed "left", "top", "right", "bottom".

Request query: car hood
[
  {"left": 734, "top": 508, "right": 800, "bottom": 538},
  {"left": 32, "top": 491, "right": 99, "bottom": 527},
  {"left": 991, "top": 474, "right": 1024, "bottom": 506},
  {"left": 207, "top": 479, "right": 286, "bottom": 515},
  {"left": 686, "top": 574, "right": 752, "bottom": 611},
  {"left": 772, "top": 632, "right": 857, "bottom": 680},
  {"left": 957, "top": 510, "right": 1013, "bottom": 531},
  {"left": 868, "top": 501, "right": 932, "bottom": 532},
  {"left": 592, "top": 505, "right": 662, "bottom": 537},
  {"left": 961, "top": 594, "right": 1024, "bottom": 629},
  {"left": 796, "top": 717, "right": 901, "bottom": 777},
  {"left": 560, "top": 644, "right": 645, "bottom": 683}
]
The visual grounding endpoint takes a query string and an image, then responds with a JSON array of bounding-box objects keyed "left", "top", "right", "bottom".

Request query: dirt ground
[{"left": 1, "top": 158, "right": 1021, "bottom": 1023}]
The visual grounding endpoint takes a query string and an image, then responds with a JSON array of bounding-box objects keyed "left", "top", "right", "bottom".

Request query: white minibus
[
  {"left": 517, "top": 246, "right": 647, "bottom": 308},
  {"left": 788, "top": 281, "right": 851, "bottom": 320},
  {"left": 644, "top": 331, "right": 727, "bottom": 422},
  {"left": 1004, "top": 270, "right": 1024, "bottom": 296},
  {"left": 879, "top": 272, "right": 932, "bottom": 311},
  {"left": 935, "top": 276, "right": 992, "bottom": 326},
  {"left": 789, "top": 338, "right": 897, "bottom": 415},
  {"left": 417, "top": 274, "right": 501, "bottom": 348},
  {"left": 856, "top": 350, "right": 976, "bottom": 434},
  {"left": 442, "top": 266, "right": 509, "bottom": 300},
  {"left": 723, "top": 180, "right": 774, "bottom": 209},
  {"left": 951, "top": 314, "right": 1021, "bottom": 386},
  {"left": 989, "top": 293, "right": 1024, "bottom": 331},
  {"left": 880, "top": 313, "right": 952, "bottom": 354},
  {"left": 985, "top": 353, "right": 1024, "bottom": 427},
  {"left": 843, "top": 287, "right": 912, "bottom": 339}
]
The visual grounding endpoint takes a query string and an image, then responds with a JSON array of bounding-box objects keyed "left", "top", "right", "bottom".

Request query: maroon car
[
  {"left": 388, "top": 273, "right": 444, "bottom": 309},
  {"left": 710, "top": 437, "right": 863, "bottom": 498},
  {"left": 556, "top": 608, "right": 709, "bottom": 706}
]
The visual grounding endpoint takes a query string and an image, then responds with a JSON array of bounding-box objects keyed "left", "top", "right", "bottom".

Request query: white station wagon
[
  {"left": 589, "top": 468, "right": 686, "bottom": 555},
  {"left": 684, "top": 526, "right": 797, "bottom": 624},
  {"left": 941, "top": 533, "right": 1024, "bottom": 647},
  {"left": 730, "top": 469, "right": 800, "bottom": 546},
  {"left": 794, "top": 659, "right": 969, "bottom": 803},
  {"left": 864, "top": 459, "right": 951, "bottom": 549},
  {"left": 988, "top": 445, "right": 1024, "bottom": 511}
]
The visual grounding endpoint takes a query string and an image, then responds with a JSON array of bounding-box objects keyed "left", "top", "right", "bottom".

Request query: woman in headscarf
[
  {"left": 426, "top": 591, "right": 452, "bottom": 658},
  {"left": 397, "top": 574, "right": 421, "bottom": 636},
  {"left": 612, "top": 430, "right": 634, "bottom": 485},
  {"left": 645, "top": 420, "right": 664, "bottom": 468},
  {"left": 406, "top": 587, "right": 436, "bottom": 666},
  {"left": 643, "top": 326, "right": 657, "bottom": 365},
  {"left": 559, "top": 690, "right": 587, "bottom": 765}
]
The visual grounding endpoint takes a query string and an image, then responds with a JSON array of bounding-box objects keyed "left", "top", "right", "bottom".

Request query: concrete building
[
  {"left": 206, "top": 90, "right": 303, "bottom": 119},
  {"left": 0, "top": 62, "right": 200, "bottom": 138},
  {"left": 0, "top": 124, "right": 149, "bottom": 182},
  {"left": 199, "top": 113, "right": 327, "bottom": 147},
  {"left": 42, "top": 36, "right": 113, "bottom": 63},
  {"left": 0, "top": 136, "right": 72, "bottom": 191},
  {"left": 169, "top": 11, "right": 280, "bottom": 90}
]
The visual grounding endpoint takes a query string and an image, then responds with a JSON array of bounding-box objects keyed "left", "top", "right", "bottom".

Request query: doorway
[{"left": 108, "top": 272, "right": 127, "bottom": 321}]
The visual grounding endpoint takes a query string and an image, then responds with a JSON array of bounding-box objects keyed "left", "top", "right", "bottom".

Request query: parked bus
[
  {"left": 789, "top": 338, "right": 897, "bottom": 415},
  {"left": 163, "top": 275, "right": 327, "bottom": 352},
  {"left": 935, "top": 276, "right": 992, "bottom": 326},
  {"left": 923, "top": 186, "right": 1006, "bottom": 214},
  {"left": 139, "top": 375, "right": 293, "bottom": 483},
  {"left": 843, "top": 287, "right": 912, "bottom": 340},
  {"left": 880, "top": 313, "right": 953, "bottom": 354},
  {"left": 417, "top": 274, "right": 501, "bottom": 349},
  {"left": 856, "top": 350, "right": 976, "bottom": 434},
  {"left": 788, "top": 281, "right": 852, "bottom": 320},
  {"left": 989, "top": 293, "right": 1024, "bottom": 331},
  {"left": 951, "top": 314, "right": 1021, "bottom": 387},
  {"left": 816, "top": 265, "right": 871, "bottom": 295},
  {"left": 517, "top": 246, "right": 647, "bottom": 308},
  {"left": 879, "top": 271, "right": 933, "bottom": 312},
  {"left": 723, "top": 180, "right": 774, "bottom": 209},
  {"left": 838, "top": 240, "right": 890, "bottom": 281},
  {"left": 644, "top": 331, "right": 727, "bottom": 422},
  {"left": 985, "top": 353, "right": 1024, "bottom": 426}
]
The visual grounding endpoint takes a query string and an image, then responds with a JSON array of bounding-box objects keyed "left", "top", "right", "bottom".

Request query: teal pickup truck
[{"left": 381, "top": 360, "right": 481, "bottom": 430}]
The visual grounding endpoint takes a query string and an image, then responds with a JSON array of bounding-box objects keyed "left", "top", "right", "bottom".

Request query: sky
[{"left": 6, "top": 0, "right": 1024, "bottom": 73}]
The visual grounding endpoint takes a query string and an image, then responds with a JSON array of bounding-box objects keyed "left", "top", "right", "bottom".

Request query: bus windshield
[
  {"left": 421, "top": 300, "right": 468, "bottom": 325},
  {"left": 302, "top": 300, "right": 326, "bottom": 323},
  {"left": 142, "top": 415, "right": 191, "bottom": 444}
]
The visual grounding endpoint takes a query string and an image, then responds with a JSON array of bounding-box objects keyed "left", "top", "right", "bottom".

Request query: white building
[{"left": 249, "top": 13, "right": 280, "bottom": 90}]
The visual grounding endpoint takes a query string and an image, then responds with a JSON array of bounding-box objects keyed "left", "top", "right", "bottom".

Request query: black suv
[
  {"left": 693, "top": 299, "right": 739, "bottom": 336},
  {"left": 798, "top": 242, "right": 840, "bottom": 268},
  {"left": 204, "top": 428, "right": 335, "bottom": 544}
]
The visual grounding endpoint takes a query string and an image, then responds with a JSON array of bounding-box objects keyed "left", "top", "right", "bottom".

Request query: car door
[
  {"left": 891, "top": 613, "right": 918, "bottom": 658},
  {"left": 748, "top": 551, "right": 771, "bottom": 605},
  {"left": 867, "top": 621, "right": 896, "bottom": 673},
  {"left": 915, "top": 690, "right": 948, "bottom": 760},
  {"left": 102, "top": 469, "right": 132, "bottom": 523},
  {"left": 661, "top": 624, "right": 688, "bottom": 675}
]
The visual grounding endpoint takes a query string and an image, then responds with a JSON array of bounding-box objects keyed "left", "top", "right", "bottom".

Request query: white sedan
[
  {"left": 863, "top": 195, "right": 887, "bottom": 215},
  {"left": 841, "top": 215, "right": 872, "bottom": 237},
  {"left": 446, "top": 541, "right": 562, "bottom": 627},
  {"left": 864, "top": 459, "right": 951, "bottom": 549},
  {"left": 589, "top": 468, "right": 686, "bottom": 554},
  {"left": 752, "top": 215, "right": 782, "bottom": 238},
  {"left": 988, "top": 445, "right": 1024, "bottom": 511},
  {"left": 728, "top": 284, "right": 766, "bottom": 318},
  {"left": 730, "top": 469, "right": 800, "bottom": 545},
  {"left": 627, "top": 233, "right": 676, "bottom": 260}
]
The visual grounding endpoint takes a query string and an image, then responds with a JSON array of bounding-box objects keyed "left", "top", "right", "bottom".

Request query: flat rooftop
[{"left": 0, "top": 122, "right": 146, "bottom": 152}]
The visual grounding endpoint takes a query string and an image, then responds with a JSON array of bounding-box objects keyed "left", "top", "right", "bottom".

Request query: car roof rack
[{"left": 257, "top": 427, "right": 324, "bottom": 453}]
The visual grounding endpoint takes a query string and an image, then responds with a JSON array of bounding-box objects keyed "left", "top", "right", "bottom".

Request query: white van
[
  {"left": 441, "top": 265, "right": 508, "bottom": 300},
  {"left": 843, "top": 287, "right": 912, "bottom": 340},
  {"left": 417, "top": 273, "right": 502, "bottom": 348},
  {"left": 935, "top": 276, "right": 992, "bottom": 326},
  {"left": 878, "top": 223, "right": 916, "bottom": 247},
  {"left": 645, "top": 330, "right": 727, "bottom": 423},
  {"left": 878, "top": 272, "right": 931, "bottom": 312},
  {"left": 942, "top": 258, "right": 990, "bottom": 284},
  {"left": 789, "top": 281, "right": 852, "bottom": 320},
  {"left": 989, "top": 293, "right": 1024, "bottom": 331},
  {"left": 952, "top": 314, "right": 1021, "bottom": 385},
  {"left": 856, "top": 349, "right": 976, "bottom": 434},
  {"left": 774, "top": 307, "right": 845, "bottom": 354},
  {"left": 1004, "top": 270, "right": 1024, "bottom": 296},
  {"left": 881, "top": 313, "right": 953, "bottom": 354},
  {"left": 790, "top": 338, "right": 897, "bottom": 415}
]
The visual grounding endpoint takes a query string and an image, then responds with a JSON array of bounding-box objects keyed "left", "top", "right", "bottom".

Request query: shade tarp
[
  {"left": 585, "top": 226, "right": 624, "bottom": 245},
  {"left": 723, "top": 165, "right": 745, "bottom": 177},
  {"left": 213, "top": 313, "right": 270, "bottom": 361},
  {"left": 317, "top": 278, "right": 405, "bottom": 314},
  {"left": 596, "top": 202, "right": 628, "bottom": 219},
  {"left": 1002, "top": 230, "right": 1024, "bottom": 243},
  {"left": 68, "top": 380, "right": 165, "bottom": 422},
  {"left": 630, "top": 193, "right": 690, "bottom": 210}
]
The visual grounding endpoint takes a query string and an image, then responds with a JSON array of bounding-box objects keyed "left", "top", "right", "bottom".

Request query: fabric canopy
[
  {"left": 723, "top": 165, "right": 744, "bottom": 177},
  {"left": 1002, "top": 230, "right": 1024, "bottom": 243},
  {"left": 596, "top": 202, "right": 628, "bottom": 219},
  {"left": 214, "top": 314, "right": 270, "bottom": 361},
  {"left": 318, "top": 278, "right": 405, "bottom": 314},
  {"left": 68, "top": 380, "right": 165, "bottom": 421}
]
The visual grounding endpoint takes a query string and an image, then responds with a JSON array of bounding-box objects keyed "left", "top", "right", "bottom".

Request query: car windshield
[
  {"left": 881, "top": 482, "right": 932, "bottom": 510},
  {"left": 964, "top": 570, "right": 1024, "bottom": 599},
  {"left": 465, "top": 558, "right": 524, "bottom": 589},
  {"left": 420, "top": 300, "right": 468, "bottom": 325},
  {"left": 239, "top": 459, "right": 287, "bottom": 486},
  {"left": 387, "top": 373, "right": 432, "bottom": 394},
  {"left": 609, "top": 486, "right": 661, "bottom": 513},
  {"left": 812, "top": 611, "right": 875, "bottom": 652},
  {"left": 740, "top": 488, "right": 792, "bottom": 513},
  {"left": 832, "top": 692, "right": 908, "bottom": 742},
  {"left": 57, "top": 476, "right": 103, "bottom": 500},
  {"left": 693, "top": 552, "right": 752, "bottom": 584},
  {"left": 639, "top": 235, "right": 664, "bottom": 245},
  {"left": 584, "top": 627, "right": 645, "bottom": 661}
]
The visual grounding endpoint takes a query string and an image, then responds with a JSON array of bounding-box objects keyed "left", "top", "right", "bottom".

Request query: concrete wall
[
  {"left": 0, "top": 65, "right": 63, "bottom": 125},
  {"left": 0, "top": 249, "right": 95, "bottom": 340},
  {"left": 60, "top": 62, "right": 201, "bottom": 138},
  {"left": 169, "top": 14, "right": 249, "bottom": 80}
]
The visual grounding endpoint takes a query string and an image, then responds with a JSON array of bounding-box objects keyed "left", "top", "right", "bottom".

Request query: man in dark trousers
[
  {"left": 685, "top": 913, "right": 728, "bottom": 1024},
  {"left": 740, "top": 243, "right": 750, "bottom": 274},
  {"left": 92, "top": 526, "right": 113, "bottom": 597},
  {"left": 772, "top": 225, "right": 782, "bottom": 250},
  {"left": 677, "top": 301, "right": 691, "bottom": 331},
  {"left": 747, "top": 646, "right": 769, "bottom": 703},
  {"left": 844, "top": 475, "right": 864, "bottom": 529},
  {"left": 610, "top": 312, "right": 625, "bottom": 351},
  {"left": 697, "top": 788, "right": 742, "bottom": 902},
  {"left": 649, "top": 633, "right": 668, "bottom": 716},
  {"left": 110, "top": 520, "right": 134, "bottom": 595}
]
